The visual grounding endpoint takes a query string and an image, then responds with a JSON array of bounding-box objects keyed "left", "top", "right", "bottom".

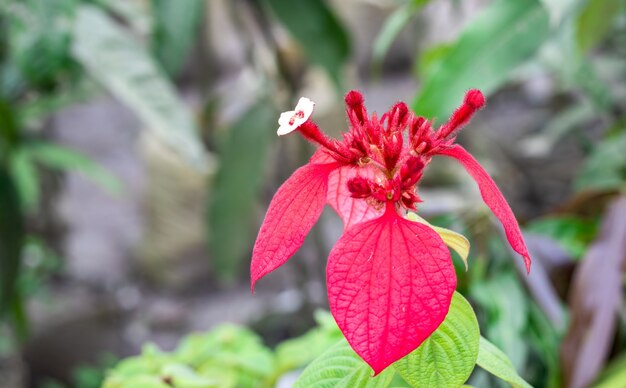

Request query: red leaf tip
[{"left": 524, "top": 255, "right": 531, "bottom": 274}]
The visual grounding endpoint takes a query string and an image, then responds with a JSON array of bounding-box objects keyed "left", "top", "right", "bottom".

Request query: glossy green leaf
[
  {"left": 207, "top": 102, "right": 276, "bottom": 280},
  {"left": 476, "top": 336, "right": 532, "bottom": 388},
  {"left": 575, "top": 0, "right": 622, "bottom": 53},
  {"left": 151, "top": 0, "right": 204, "bottom": 76},
  {"left": 294, "top": 339, "right": 395, "bottom": 388},
  {"left": 574, "top": 131, "right": 626, "bottom": 193},
  {"left": 71, "top": 5, "right": 208, "bottom": 170},
  {"left": 262, "top": 0, "right": 350, "bottom": 85},
  {"left": 393, "top": 292, "right": 479, "bottom": 388},
  {"left": 24, "top": 141, "right": 122, "bottom": 196},
  {"left": 412, "top": 0, "right": 549, "bottom": 120}
]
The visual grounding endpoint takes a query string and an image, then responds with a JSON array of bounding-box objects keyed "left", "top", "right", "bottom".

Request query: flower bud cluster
[{"left": 293, "top": 89, "right": 485, "bottom": 212}]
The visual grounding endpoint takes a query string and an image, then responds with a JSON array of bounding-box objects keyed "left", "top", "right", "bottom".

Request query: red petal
[
  {"left": 437, "top": 144, "right": 531, "bottom": 272},
  {"left": 327, "top": 205, "right": 456, "bottom": 374},
  {"left": 327, "top": 165, "right": 382, "bottom": 229},
  {"left": 309, "top": 148, "right": 335, "bottom": 164},
  {"left": 251, "top": 162, "right": 336, "bottom": 290}
]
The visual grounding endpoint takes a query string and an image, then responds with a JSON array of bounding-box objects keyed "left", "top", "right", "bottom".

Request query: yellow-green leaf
[
  {"left": 476, "top": 336, "right": 532, "bottom": 388},
  {"left": 407, "top": 212, "right": 470, "bottom": 270}
]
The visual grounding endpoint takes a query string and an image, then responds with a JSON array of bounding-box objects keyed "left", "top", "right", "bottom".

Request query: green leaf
[
  {"left": 407, "top": 213, "right": 470, "bottom": 270},
  {"left": 103, "top": 375, "right": 170, "bottom": 388},
  {"left": 574, "top": 131, "right": 626, "bottom": 192},
  {"left": 0, "top": 167, "right": 25, "bottom": 317},
  {"left": 294, "top": 339, "right": 395, "bottom": 388},
  {"left": 372, "top": 1, "right": 430, "bottom": 73},
  {"left": 412, "top": 0, "right": 550, "bottom": 120},
  {"left": 17, "top": 80, "right": 97, "bottom": 128},
  {"left": 1, "top": 0, "right": 78, "bottom": 90},
  {"left": 593, "top": 352, "right": 626, "bottom": 388},
  {"left": 207, "top": 102, "right": 276, "bottom": 280},
  {"left": 9, "top": 150, "right": 40, "bottom": 211},
  {"left": 471, "top": 274, "right": 529, "bottom": 370},
  {"left": 71, "top": 5, "right": 208, "bottom": 170},
  {"left": 175, "top": 325, "right": 274, "bottom": 383},
  {"left": 111, "top": 343, "right": 174, "bottom": 377},
  {"left": 416, "top": 43, "right": 453, "bottom": 79},
  {"left": 23, "top": 141, "right": 123, "bottom": 196},
  {"left": 476, "top": 336, "right": 532, "bottom": 388},
  {"left": 151, "top": 0, "right": 204, "bottom": 76},
  {"left": 539, "top": 22, "right": 613, "bottom": 111},
  {"left": 262, "top": 0, "right": 350, "bottom": 86},
  {"left": 0, "top": 99, "right": 19, "bottom": 155},
  {"left": 160, "top": 363, "right": 222, "bottom": 388},
  {"left": 575, "top": 0, "right": 622, "bottom": 53},
  {"left": 526, "top": 215, "right": 598, "bottom": 259},
  {"left": 393, "top": 292, "right": 479, "bottom": 388}
]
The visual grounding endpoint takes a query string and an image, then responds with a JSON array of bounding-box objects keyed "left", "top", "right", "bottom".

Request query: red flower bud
[
  {"left": 400, "top": 156, "right": 425, "bottom": 188},
  {"left": 347, "top": 176, "right": 373, "bottom": 199},
  {"left": 437, "top": 89, "right": 485, "bottom": 139},
  {"left": 345, "top": 90, "right": 367, "bottom": 126}
]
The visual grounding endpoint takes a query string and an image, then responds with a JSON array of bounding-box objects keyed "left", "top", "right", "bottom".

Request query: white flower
[{"left": 277, "top": 97, "right": 315, "bottom": 136}]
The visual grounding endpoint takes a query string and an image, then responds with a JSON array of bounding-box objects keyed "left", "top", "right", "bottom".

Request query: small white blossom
[{"left": 277, "top": 97, "right": 315, "bottom": 136}]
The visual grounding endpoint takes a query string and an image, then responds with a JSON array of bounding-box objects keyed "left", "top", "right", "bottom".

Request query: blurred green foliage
[
  {"left": 207, "top": 102, "right": 277, "bottom": 281},
  {"left": 150, "top": 0, "right": 205, "bottom": 76},
  {"left": 413, "top": 0, "right": 550, "bottom": 120},
  {"left": 262, "top": 0, "right": 350, "bottom": 87},
  {"left": 104, "top": 311, "right": 342, "bottom": 388},
  {"left": 105, "top": 293, "right": 528, "bottom": 387},
  {"left": 527, "top": 215, "right": 598, "bottom": 259},
  {"left": 575, "top": 130, "right": 626, "bottom": 193}
]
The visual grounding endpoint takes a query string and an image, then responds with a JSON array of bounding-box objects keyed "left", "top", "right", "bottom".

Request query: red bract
[{"left": 251, "top": 90, "right": 531, "bottom": 373}]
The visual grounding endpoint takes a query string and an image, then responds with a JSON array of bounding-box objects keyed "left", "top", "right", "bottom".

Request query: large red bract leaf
[
  {"left": 310, "top": 149, "right": 382, "bottom": 229},
  {"left": 327, "top": 165, "right": 382, "bottom": 229},
  {"left": 327, "top": 206, "right": 456, "bottom": 374},
  {"left": 251, "top": 162, "right": 337, "bottom": 290},
  {"left": 437, "top": 144, "right": 531, "bottom": 272}
]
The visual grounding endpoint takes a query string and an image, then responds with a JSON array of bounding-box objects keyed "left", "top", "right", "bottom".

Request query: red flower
[{"left": 251, "top": 90, "right": 531, "bottom": 374}]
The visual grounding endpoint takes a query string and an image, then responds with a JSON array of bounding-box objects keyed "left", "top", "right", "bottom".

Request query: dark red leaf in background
[{"left": 561, "top": 196, "right": 626, "bottom": 388}]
